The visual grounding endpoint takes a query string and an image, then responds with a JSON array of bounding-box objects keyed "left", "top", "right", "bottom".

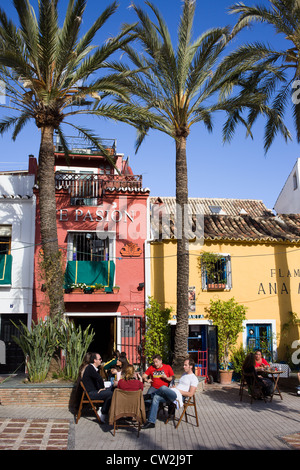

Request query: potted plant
[
  {"left": 83, "top": 286, "right": 94, "bottom": 294},
  {"left": 94, "top": 283, "right": 106, "bottom": 293},
  {"left": 205, "top": 298, "right": 247, "bottom": 384},
  {"left": 112, "top": 285, "right": 120, "bottom": 293},
  {"left": 70, "top": 282, "right": 87, "bottom": 293},
  {"left": 198, "top": 252, "right": 226, "bottom": 290}
]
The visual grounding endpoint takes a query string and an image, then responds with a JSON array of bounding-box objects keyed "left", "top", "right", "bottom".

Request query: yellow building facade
[{"left": 150, "top": 197, "right": 300, "bottom": 371}]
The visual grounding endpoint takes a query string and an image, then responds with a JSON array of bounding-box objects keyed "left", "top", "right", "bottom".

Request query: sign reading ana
[{"left": 258, "top": 268, "right": 300, "bottom": 295}]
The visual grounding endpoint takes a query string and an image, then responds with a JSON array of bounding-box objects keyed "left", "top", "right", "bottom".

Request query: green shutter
[
  {"left": 0, "top": 254, "right": 12, "bottom": 285},
  {"left": 64, "top": 260, "right": 115, "bottom": 291}
]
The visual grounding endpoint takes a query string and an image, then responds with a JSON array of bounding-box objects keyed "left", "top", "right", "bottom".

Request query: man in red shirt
[{"left": 142, "top": 354, "right": 174, "bottom": 396}]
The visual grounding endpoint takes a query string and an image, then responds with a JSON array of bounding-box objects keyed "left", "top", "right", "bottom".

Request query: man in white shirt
[{"left": 142, "top": 357, "right": 198, "bottom": 429}]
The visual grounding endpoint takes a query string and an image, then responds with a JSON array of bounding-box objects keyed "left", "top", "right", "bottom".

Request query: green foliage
[
  {"left": 144, "top": 297, "right": 172, "bottom": 364},
  {"left": 198, "top": 252, "right": 226, "bottom": 283},
  {"left": 230, "top": 344, "right": 247, "bottom": 375},
  {"left": 205, "top": 297, "right": 247, "bottom": 370},
  {"left": 12, "top": 317, "right": 59, "bottom": 383},
  {"left": 12, "top": 315, "right": 94, "bottom": 383},
  {"left": 57, "top": 317, "right": 94, "bottom": 381}
]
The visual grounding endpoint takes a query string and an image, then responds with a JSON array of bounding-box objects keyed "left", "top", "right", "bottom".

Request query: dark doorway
[
  {"left": 0, "top": 314, "right": 27, "bottom": 374},
  {"left": 71, "top": 316, "right": 115, "bottom": 363}
]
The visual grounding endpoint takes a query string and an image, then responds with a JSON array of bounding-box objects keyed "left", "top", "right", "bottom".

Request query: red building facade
[{"left": 33, "top": 138, "right": 149, "bottom": 366}]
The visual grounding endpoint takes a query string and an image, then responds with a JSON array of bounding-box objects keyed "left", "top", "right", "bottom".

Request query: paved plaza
[{"left": 0, "top": 377, "right": 299, "bottom": 452}]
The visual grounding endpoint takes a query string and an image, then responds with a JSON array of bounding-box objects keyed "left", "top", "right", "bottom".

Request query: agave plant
[
  {"left": 57, "top": 317, "right": 94, "bottom": 381},
  {"left": 12, "top": 317, "right": 58, "bottom": 382}
]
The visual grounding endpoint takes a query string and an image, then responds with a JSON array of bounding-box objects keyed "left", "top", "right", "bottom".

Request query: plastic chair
[
  {"left": 75, "top": 381, "right": 104, "bottom": 424},
  {"left": 109, "top": 389, "right": 146, "bottom": 437}
]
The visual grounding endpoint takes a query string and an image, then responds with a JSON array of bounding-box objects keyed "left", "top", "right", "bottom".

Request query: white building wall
[
  {"left": 274, "top": 159, "right": 300, "bottom": 214},
  {"left": 0, "top": 174, "right": 36, "bottom": 327}
]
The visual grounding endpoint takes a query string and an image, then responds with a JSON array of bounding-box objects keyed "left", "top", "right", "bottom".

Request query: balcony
[
  {"left": 63, "top": 260, "right": 121, "bottom": 302},
  {"left": 55, "top": 172, "right": 143, "bottom": 205},
  {"left": 64, "top": 260, "right": 115, "bottom": 289},
  {"left": 54, "top": 135, "right": 117, "bottom": 156}
]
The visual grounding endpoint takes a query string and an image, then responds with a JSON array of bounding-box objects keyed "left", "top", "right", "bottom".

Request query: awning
[
  {"left": 64, "top": 260, "right": 115, "bottom": 291},
  {"left": 0, "top": 254, "right": 12, "bottom": 285}
]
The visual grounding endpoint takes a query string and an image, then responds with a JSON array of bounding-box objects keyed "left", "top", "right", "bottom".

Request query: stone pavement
[{"left": 0, "top": 380, "right": 300, "bottom": 452}]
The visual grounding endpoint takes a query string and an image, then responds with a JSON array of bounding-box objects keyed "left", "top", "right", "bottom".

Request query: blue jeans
[{"left": 148, "top": 386, "right": 177, "bottom": 424}]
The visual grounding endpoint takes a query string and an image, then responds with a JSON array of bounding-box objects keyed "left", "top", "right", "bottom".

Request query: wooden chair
[
  {"left": 165, "top": 391, "right": 199, "bottom": 429},
  {"left": 109, "top": 389, "right": 146, "bottom": 437},
  {"left": 239, "top": 371, "right": 267, "bottom": 404},
  {"left": 75, "top": 381, "right": 104, "bottom": 424}
]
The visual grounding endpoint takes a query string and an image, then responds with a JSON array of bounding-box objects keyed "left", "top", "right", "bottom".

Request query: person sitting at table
[
  {"left": 242, "top": 353, "right": 274, "bottom": 397},
  {"left": 110, "top": 355, "right": 130, "bottom": 383},
  {"left": 142, "top": 357, "right": 198, "bottom": 429},
  {"left": 103, "top": 350, "right": 120, "bottom": 378},
  {"left": 254, "top": 350, "right": 270, "bottom": 370},
  {"left": 142, "top": 354, "right": 174, "bottom": 397},
  {"left": 117, "top": 365, "right": 144, "bottom": 391},
  {"left": 82, "top": 352, "right": 114, "bottom": 423}
]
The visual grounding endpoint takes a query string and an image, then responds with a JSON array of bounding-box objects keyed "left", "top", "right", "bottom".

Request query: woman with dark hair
[
  {"left": 110, "top": 354, "right": 130, "bottom": 382},
  {"left": 242, "top": 353, "right": 274, "bottom": 397}
]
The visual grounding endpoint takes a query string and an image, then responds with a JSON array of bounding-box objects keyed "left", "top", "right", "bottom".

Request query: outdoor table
[{"left": 264, "top": 369, "right": 283, "bottom": 401}]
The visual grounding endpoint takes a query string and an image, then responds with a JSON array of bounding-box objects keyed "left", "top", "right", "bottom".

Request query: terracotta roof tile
[{"left": 150, "top": 198, "right": 300, "bottom": 243}]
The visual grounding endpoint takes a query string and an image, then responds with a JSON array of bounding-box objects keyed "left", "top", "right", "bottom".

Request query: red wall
[{"left": 32, "top": 187, "right": 149, "bottom": 321}]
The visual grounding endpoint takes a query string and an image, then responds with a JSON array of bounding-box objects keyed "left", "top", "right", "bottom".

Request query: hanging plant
[{"left": 198, "top": 252, "right": 226, "bottom": 287}]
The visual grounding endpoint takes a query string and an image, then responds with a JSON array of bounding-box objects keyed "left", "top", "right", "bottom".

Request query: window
[
  {"left": 0, "top": 226, "right": 12, "bottom": 285},
  {"left": 0, "top": 226, "right": 11, "bottom": 254},
  {"left": 67, "top": 232, "right": 110, "bottom": 262},
  {"left": 99, "top": 163, "right": 112, "bottom": 175},
  {"left": 200, "top": 253, "right": 232, "bottom": 290},
  {"left": 293, "top": 172, "right": 298, "bottom": 190}
]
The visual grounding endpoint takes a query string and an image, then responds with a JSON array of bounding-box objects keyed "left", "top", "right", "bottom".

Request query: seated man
[
  {"left": 142, "top": 354, "right": 174, "bottom": 397},
  {"left": 142, "top": 357, "right": 198, "bottom": 429},
  {"left": 82, "top": 352, "right": 113, "bottom": 423}
]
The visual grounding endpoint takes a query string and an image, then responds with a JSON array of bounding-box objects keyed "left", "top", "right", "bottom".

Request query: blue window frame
[
  {"left": 246, "top": 323, "right": 273, "bottom": 361},
  {"left": 201, "top": 254, "right": 232, "bottom": 290}
]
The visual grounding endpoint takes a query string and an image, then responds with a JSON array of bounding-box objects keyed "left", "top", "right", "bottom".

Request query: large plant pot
[{"left": 219, "top": 369, "right": 233, "bottom": 385}]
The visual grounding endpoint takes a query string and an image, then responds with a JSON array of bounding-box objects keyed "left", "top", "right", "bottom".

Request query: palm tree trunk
[
  {"left": 172, "top": 135, "right": 189, "bottom": 375},
  {"left": 38, "top": 125, "right": 65, "bottom": 318}
]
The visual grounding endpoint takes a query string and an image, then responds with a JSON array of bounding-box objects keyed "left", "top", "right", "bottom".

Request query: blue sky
[{"left": 0, "top": 0, "right": 299, "bottom": 211}]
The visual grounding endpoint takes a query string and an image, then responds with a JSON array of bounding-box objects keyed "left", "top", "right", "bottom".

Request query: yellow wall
[{"left": 151, "top": 239, "right": 300, "bottom": 359}]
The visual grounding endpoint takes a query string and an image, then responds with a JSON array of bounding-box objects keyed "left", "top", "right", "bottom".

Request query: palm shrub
[
  {"left": 58, "top": 317, "right": 94, "bottom": 381},
  {"left": 12, "top": 317, "right": 58, "bottom": 382}
]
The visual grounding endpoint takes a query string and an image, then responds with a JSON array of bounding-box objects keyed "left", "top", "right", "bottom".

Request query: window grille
[{"left": 68, "top": 232, "right": 109, "bottom": 261}]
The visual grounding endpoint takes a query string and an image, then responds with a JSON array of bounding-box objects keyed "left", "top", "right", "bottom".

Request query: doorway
[
  {"left": 71, "top": 315, "right": 116, "bottom": 363},
  {"left": 0, "top": 314, "right": 27, "bottom": 374},
  {"left": 246, "top": 323, "right": 273, "bottom": 360}
]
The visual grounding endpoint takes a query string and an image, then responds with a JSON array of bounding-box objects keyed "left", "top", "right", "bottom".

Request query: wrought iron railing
[
  {"left": 54, "top": 135, "right": 117, "bottom": 155},
  {"left": 55, "top": 172, "right": 143, "bottom": 205}
]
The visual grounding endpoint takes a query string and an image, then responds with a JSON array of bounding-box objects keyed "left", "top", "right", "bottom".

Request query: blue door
[{"left": 246, "top": 324, "right": 272, "bottom": 360}]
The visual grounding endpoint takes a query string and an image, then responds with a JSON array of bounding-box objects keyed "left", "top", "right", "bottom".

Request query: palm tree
[
  {"left": 229, "top": 0, "right": 300, "bottom": 150},
  {"left": 0, "top": 0, "right": 159, "bottom": 318},
  {"left": 124, "top": 0, "right": 290, "bottom": 372}
]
